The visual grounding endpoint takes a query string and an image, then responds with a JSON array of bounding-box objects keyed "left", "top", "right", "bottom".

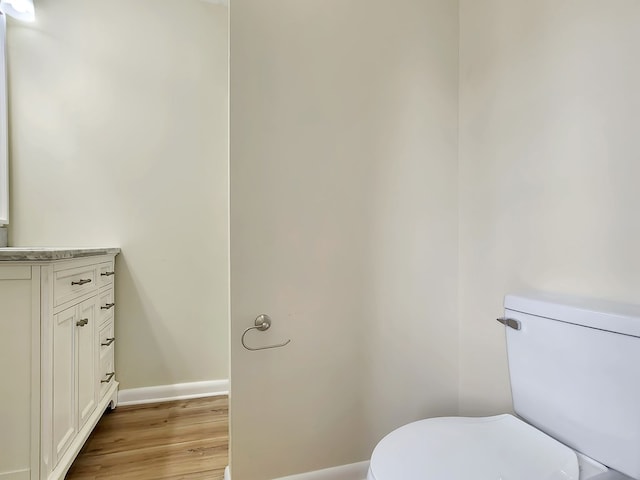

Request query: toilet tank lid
[{"left": 505, "top": 292, "right": 640, "bottom": 338}]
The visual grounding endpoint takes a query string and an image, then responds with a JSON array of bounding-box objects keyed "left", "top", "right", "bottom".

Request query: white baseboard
[
  {"left": 223, "top": 462, "right": 369, "bottom": 480},
  {"left": 118, "top": 379, "right": 229, "bottom": 406},
  {"left": 0, "top": 469, "right": 30, "bottom": 480},
  {"left": 274, "top": 462, "right": 370, "bottom": 480}
]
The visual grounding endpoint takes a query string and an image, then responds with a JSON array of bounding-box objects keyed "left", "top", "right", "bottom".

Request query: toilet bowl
[
  {"left": 368, "top": 414, "right": 627, "bottom": 480},
  {"left": 368, "top": 293, "right": 640, "bottom": 480}
]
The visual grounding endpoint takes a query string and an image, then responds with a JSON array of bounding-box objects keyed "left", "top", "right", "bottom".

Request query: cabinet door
[
  {"left": 52, "top": 306, "right": 76, "bottom": 464},
  {"left": 77, "top": 298, "right": 97, "bottom": 428}
]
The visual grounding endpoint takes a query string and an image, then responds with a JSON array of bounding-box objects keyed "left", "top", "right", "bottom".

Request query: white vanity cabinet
[
  {"left": 0, "top": 248, "right": 120, "bottom": 480},
  {"left": 51, "top": 297, "right": 98, "bottom": 467}
]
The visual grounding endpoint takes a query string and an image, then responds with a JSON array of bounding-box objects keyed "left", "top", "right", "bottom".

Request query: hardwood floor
[{"left": 66, "top": 396, "right": 228, "bottom": 480}]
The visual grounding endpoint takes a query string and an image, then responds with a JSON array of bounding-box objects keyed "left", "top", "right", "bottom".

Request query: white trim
[
  {"left": 273, "top": 462, "right": 370, "bottom": 480},
  {"left": 0, "top": 13, "right": 9, "bottom": 226},
  {"left": 117, "top": 379, "right": 229, "bottom": 406},
  {"left": 0, "top": 469, "right": 30, "bottom": 480},
  {"left": 223, "top": 462, "right": 369, "bottom": 480}
]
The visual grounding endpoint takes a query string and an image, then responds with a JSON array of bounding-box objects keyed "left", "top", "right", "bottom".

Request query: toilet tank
[{"left": 503, "top": 292, "right": 640, "bottom": 479}]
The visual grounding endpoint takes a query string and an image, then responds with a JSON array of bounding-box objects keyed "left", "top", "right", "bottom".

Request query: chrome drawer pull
[
  {"left": 101, "top": 271, "right": 115, "bottom": 277},
  {"left": 76, "top": 318, "right": 89, "bottom": 327},
  {"left": 101, "top": 337, "right": 115, "bottom": 347},
  {"left": 101, "top": 372, "right": 115, "bottom": 383},
  {"left": 71, "top": 278, "right": 92, "bottom": 286},
  {"left": 101, "top": 303, "right": 115, "bottom": 310}
]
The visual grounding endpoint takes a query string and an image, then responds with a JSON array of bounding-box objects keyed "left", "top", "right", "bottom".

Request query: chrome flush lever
[
  {"left": 241, "top": 314, "right": 291, "bottom": 351},
  {"left": 497, "top": 317, "right": 521, "bottom": 330}
]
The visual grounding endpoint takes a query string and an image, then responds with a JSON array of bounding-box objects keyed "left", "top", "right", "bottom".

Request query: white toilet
[{"left": 368, "top": 292, "right": 640, "bottom": 480}]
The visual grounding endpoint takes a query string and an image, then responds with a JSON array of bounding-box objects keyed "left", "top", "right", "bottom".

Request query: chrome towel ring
[{"left": 241, "top": 314, "right": 291, "bottom": 351}]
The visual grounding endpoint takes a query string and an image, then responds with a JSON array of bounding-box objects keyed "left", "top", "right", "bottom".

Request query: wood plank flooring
[{"left": 66, "top": 396, "right": 228, "bottom": 480}]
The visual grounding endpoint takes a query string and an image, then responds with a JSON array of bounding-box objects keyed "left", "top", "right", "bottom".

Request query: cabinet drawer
[
  {"left": 99, "top": 320, "right": 115, "bottom": 356},
  {"left": 98, "top": 289, "right": 115, "bottom": 325},
  {"left": 54, "top": 265, "right": 97, "bottom": 306},
  {"left": 99, "top": 353, "right": 116, "bottom": 399},
  {"left": 97, "top": 261, "right": 115, "bottom": 288}
]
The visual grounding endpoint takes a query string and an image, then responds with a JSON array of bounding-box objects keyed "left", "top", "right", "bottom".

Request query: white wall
[
  {"left": 230, "top": 1, "right": 458, "bottom": 478},
  {"left": 359, "top": 1, "right": 459, "bottom": 444},
  {"left": 459, "top": 0, "right": 640, "bottom": 414},
  {"left": 9, "top": 0, "right": 638, "bottom": 475},
  {"left": 7, "top": 0, "right": 229, "bottom": 388}
]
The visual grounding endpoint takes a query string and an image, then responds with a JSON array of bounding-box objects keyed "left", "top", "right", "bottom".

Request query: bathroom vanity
[{"left": 0, "top": 248, "right": 120, "bottom": 480}]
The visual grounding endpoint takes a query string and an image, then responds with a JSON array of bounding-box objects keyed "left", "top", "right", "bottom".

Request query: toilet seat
[{"left": 368, "top": 414, "right": 579, "bottom": 480}]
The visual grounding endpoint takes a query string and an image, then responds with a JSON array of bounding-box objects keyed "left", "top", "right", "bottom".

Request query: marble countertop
[{"left": 0, "top": 247, "right": 121, "bottom": 261}]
